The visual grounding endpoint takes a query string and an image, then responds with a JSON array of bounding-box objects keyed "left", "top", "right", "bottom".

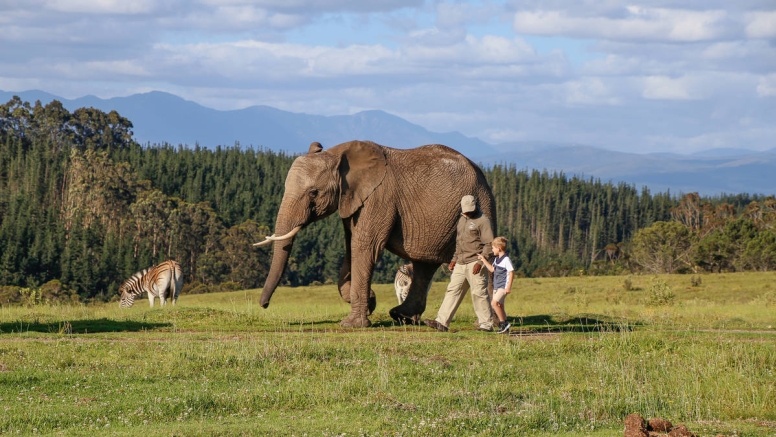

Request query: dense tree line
[
  {"left": 629, "top": 193, "right": 776, "bottom": 274},
  {"left": 1, "top": 97, "right": 773, "bottom": 303}
]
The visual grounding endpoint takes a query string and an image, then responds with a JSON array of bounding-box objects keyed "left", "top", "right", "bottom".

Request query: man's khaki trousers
[{"left": 435, "top": 261, "right": 493, "bottom": 329}]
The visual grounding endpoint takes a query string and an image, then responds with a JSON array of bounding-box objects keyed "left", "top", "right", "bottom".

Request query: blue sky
[{"left": 0, "top": 0, "right": 774, "bottom": 153}]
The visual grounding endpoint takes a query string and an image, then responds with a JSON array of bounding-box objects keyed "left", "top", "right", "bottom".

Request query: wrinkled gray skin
[{"left": 258, "top": 140, "right": 496, "bottom": 328}]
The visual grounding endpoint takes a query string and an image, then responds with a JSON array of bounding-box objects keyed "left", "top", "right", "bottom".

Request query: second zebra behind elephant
[
  {"left": 394, "top": 263, "right": 432, "bottom": 304},
  {"left": 119, "top": 260, "right": 183, "bottom": 308}
]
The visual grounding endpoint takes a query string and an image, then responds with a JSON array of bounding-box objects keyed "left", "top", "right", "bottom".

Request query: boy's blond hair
[{"left": 492, "top": 236, "right": 507, "bottom": 252}]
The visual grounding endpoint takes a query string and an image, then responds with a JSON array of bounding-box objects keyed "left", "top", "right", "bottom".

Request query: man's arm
[
  {"left": 450, "top": 216, "right": 464, "bottom": 269},
  {"left": 478, "top": 216, "right": 495, "bottom": 260}
]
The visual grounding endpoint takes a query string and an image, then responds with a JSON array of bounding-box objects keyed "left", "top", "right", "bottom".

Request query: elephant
[{"left": 255, "top": 140, "right": 496, "bottom": 328}]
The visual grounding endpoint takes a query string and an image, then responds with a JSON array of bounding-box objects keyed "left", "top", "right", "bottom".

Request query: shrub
[
  {"left": 647, "top": 278, "right": 675, "bottom": 306},
  {"left": 183, "top": 281, "right": 212, "bottom": 295},
  {"left": 39, "top": 280, "right": 80, "bottom": 304},
  {"left": 0, "top": 285, "right": 24, "bottom": 306},
  {"left": 218, "top": 281, "right": 241, "bottom": 292}
]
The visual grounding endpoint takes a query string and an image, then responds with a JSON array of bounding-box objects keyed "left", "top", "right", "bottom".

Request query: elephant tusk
[
  {"left": 253, "top": 237, "right": 274, "bottom": 247},
  {"left": 253, "top": 226, "right": 302, "bottom": 246},
  {"left": 268, "top": 226, "right": 302, "bottom": 240}
]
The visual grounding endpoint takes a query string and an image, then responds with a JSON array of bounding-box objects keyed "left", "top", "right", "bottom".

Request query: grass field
[{"left": 1, "top": 272, "right": 775, "bottom": 436}]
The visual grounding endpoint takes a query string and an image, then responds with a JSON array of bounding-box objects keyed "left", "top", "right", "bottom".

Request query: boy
[{"left": 477, "top": 236, "right": 514, "bottom": 334}]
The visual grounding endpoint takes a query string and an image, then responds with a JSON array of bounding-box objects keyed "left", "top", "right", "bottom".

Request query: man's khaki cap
[{"left": 461, "top": 195, "right": 476, "bottom": 213}]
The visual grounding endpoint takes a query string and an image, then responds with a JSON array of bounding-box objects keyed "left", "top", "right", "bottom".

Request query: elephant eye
[{"left": 308, "top": 189, "right": 318, "bottom": 198}]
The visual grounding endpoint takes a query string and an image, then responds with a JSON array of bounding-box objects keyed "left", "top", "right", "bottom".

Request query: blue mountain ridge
[
  {"left": 0, "top": 90, "right": 495, "bottom": 158},
  {"left": 1, "top": 90, "right": 774, "bottom": 196}
]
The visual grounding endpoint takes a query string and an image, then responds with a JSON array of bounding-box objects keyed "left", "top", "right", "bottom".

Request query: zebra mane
[{"left": 119, "top": 268, "right": 148, "bottom": 296}]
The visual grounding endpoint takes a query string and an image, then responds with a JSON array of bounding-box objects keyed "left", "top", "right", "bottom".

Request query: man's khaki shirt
[{"left": 452, "top": 211, "right": 494, "bottom": 264}]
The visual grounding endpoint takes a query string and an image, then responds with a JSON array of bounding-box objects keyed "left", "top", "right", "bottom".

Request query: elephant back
[{"left": 383, "top": 143, "right": 497, "bottom": 235}]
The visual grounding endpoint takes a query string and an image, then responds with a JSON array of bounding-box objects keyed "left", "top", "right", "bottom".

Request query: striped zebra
[
  {"left": 119, "top": 260, "right": 183, "bottom": 308},
  {"left": 394, "top": 264, "right": 414, "bottom": 304},
  {"left": 394, "top": 263, "right": 433, "bottom": 304}
]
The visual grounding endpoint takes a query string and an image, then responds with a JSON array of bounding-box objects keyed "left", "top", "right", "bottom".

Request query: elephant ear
[{"left": 336, "top": 141, "right": 387, "bottom": 218}]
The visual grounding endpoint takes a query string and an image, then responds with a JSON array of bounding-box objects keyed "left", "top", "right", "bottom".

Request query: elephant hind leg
[{"left": 389, "top": 262, "right": 438, "bottom": 325}]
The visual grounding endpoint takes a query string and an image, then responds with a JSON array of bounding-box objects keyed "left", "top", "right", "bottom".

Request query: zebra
[
  {"left": 119, "top": 260, "right": 183, "bottom": 308},
  {"left": 394, "top": 263, "right": 434, "bottom": 304},
  {"left": 394, "top": 263, "right": 413, "bottom": 304}
]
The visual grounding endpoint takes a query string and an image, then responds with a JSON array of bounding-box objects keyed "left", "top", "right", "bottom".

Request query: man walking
[{"left": 424, "top": 195, "right": 495, "bottom": 332}]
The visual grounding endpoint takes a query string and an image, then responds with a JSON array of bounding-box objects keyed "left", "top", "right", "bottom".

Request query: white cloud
[
  {"left": 563, "top": 78, "right": 620, "bottom": 105},
  {"left": 404, "top": 34, "right": 537, "bottom": 65},
  {"left": 197, "top": 0, "right": 423, "bottom": 13},
  {"left": 642, "top": 76, "right": 694, "bottom": 100},
  {"left": 513, "top": 6, "right": 731, "bottom": 42},
  {"left": 0, "top": 0, "right": 773, "bottom": 154},
  {"left": 745, "top": 10, "right": 776, "bottom": 38},
  {"left": 269, "top": 13, "right": 307, "bottom": 28},
  {"left": 757, "top": 74, "right": 776, "bottom": 97},
  {"left": 44, "top": 0, "right": 157, "bottom": 14},
  {"left": 435, "top": 2, "right": 501, "bottom": 29},
  {"left": 639, "top": 72, "right": 756, "bottom": 101}
]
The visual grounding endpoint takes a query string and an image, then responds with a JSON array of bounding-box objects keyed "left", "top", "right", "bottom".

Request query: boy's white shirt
[
  {"left": 493, "top": 255, "right": 514, "bottom": 293},
  {"left": 493, "top": 255, "right": 514, "bottom": 273}
]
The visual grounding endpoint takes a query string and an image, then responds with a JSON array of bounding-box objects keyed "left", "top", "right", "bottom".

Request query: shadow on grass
[
  {"left": 507, "top": 314, "right": 638, "bottom": 333},
  {"left": 0, "top": 318, "right": 172, "bottom": 334},
  {"left": 372, "top": 313, "right": 639, "bottom": 332}
]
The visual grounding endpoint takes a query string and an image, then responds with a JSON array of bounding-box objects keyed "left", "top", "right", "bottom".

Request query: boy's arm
[
  {"left": 476, "top": 254, "right": 495, "bottom": 272},
  {"left": 504, "top": 271, "right": 514, "bottom": 294}
]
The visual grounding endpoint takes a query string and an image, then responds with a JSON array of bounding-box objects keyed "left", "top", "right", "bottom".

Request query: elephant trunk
[
  {"left": 260, "top": 208, "right": 304, "bottom": 308},
  {"left": 260, "top": 238, "right": 294, "bottom": 308}
]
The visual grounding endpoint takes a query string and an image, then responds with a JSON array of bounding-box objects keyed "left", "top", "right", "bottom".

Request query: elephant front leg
[
  {"left": 339, "top": 246, "right": 381, "bottom": 328},
  {"left": 389, "top": 262, "right": 438, "bottom": 325},
  {"left": 338, "top": 227, "right": 376, "bottom": 315}
]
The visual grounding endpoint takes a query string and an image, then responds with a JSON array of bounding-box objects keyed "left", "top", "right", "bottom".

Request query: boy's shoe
[{"left": 498, "top": 321, "right": 511, "bottom": 334}]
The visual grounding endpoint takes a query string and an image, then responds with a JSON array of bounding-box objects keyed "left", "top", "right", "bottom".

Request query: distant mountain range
[{"left": 2, "top": 90, "right": 774, "bottom": 196}]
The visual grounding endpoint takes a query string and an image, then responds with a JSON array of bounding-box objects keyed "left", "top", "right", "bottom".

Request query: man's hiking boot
[{"left": 423, "top": 319, "right": 449, "bottom": 332}]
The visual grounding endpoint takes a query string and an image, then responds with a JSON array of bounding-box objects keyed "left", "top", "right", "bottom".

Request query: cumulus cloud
[
  {"left": 757, "top": 74, "right": 776, "bottom": 97},
  {"left": 0, "top": 0, "right": 773, "bottom": 153},
  {"left": 563, "top": 78, "right": 620, "bottom": 105},
  {"left": 642, "top": 75, "right": 695, "bottom": 100},
  {"left": 513, "top": 6, "right": 733, "bottom": 42},
  {"left": 745, "top": 10, "right": 776, "bottom": 38},
  {"left": 198, "top": 0, "right": 423, "bottom": 14},
  {"left": 44, "top": 0, "right": 158, "bottom": 14}
]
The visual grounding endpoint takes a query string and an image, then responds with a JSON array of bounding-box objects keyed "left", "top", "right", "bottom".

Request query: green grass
[{"left": 1, "top": 272, "right": 775, "bottom": 436}]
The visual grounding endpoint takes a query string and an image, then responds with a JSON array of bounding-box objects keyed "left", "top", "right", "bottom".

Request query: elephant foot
[
  {"left": 340, "top": 314, "right": 371, "bottom": 328},
  {"left": 389, "top": 306, "right": 422, "bottom": 325}
]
